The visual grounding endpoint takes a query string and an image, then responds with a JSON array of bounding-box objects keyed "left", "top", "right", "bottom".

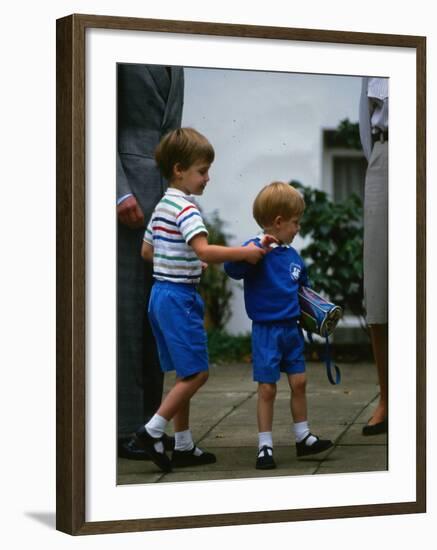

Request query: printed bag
[
  {"left": 298, "top": 286, "right": 343, "bottom": 337},
  {"left": 298, "top": 287, "right": 343, "bottom": 385}
]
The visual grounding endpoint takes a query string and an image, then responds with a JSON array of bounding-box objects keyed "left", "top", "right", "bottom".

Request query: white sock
[
  {"left": 258, "top": 432, "right": 273, "bottom": 456},
  {"left": 145, "top": 414, "right": 168, "bottom": 453},
  {"left": 175, "top": 429, "right": 204, "bottom": 455},
  {"left": 175, "top": 429, "right": 194, "bottom": 451},
  {"left": 294, "top": 421, "right": 317, "bottom": 446}
]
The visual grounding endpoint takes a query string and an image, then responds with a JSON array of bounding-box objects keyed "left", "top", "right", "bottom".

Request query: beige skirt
[{"left": 363, "top": 141, "right": 388, "bottom": 324}]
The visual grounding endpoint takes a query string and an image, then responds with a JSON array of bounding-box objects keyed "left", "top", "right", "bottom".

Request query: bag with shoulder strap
[{"left": 298, "top": 287, "right": 343, "bottom": 385}]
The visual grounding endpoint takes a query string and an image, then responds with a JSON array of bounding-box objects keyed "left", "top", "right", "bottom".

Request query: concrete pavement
[{"left": 117, "top": 361, "right": 387, "bottom": 484}]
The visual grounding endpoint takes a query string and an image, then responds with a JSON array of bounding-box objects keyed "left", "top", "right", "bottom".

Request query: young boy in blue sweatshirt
[{"left": 225, "top": 182, "right": 333, "bottom": 469}]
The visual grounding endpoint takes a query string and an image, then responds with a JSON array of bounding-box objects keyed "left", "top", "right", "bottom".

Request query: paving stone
[
  {"left": 188, "top": 391, "right": 254, "bottom": 425},
  {"left": 316, "top": 444, "right": 388, "bottom": 474},
  {"left": 355, "top": 399, "right": 381, "bottom": 424},
  {"left": 118, "top": 457, "right": 167, "bottom": 476},
  {"left": 117, "top": 472, "right": 164, "bottom": 485},
  {"left": 200, "top": 425, "right": 257, "bottom": 447},
  {"left": 337, "top": 422, "right": 388, "bottom": 445}
]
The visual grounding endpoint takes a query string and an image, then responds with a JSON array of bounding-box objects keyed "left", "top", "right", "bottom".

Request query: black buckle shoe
[
  {"left": 161, "top": 433, "right": 176, "bottom": 452},
  {"left": 296, "top": 434, "right": 333, "bottom": 457},
  {"left": 255, "top": 445, "right": 276, "bottom": 470},
  {"left": 135, "top": 425, "right": 172, "bottom": 472},
  {"left": 171, "top": 447, "right": 216, "bottom": 468}
]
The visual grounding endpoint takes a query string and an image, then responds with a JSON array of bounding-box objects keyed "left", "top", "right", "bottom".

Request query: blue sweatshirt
[{"left": 224, "top": 236, "right": 309, "bottom": 323}]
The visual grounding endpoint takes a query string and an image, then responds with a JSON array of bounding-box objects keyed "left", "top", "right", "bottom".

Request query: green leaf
[{"left": 289, "top": 179, "right": 364, "bottom": 317}]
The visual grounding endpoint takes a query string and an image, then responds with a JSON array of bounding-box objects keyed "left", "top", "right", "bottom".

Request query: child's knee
[
  {"left": 182, "top": 370, "right": 209, "bottom": 389},
  {"left": 258, "top": 383, "right": 277, "bottom": 402},
  {"left": 194, "top": 370, "right": 209, "bottom": 387},
  {"left": 290, "top": 374, "right": 307, "bottom": 395}
]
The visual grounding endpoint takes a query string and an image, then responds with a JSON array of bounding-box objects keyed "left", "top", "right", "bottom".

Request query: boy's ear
[
  {"left": 172, "top": 162, "right": 183, "bottom": 178},
  {"left": 273, "top": 215, "right": 282, "bottom": 227}
]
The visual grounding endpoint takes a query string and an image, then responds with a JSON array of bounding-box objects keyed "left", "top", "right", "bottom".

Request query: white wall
[
  {"left": 182, "top": 68, "right": 361, "bottom": 332},
  {"left": 1, "top": 1, "right": 435, "bottom": 549}
]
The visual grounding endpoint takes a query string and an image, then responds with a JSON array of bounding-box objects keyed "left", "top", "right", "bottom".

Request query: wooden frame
[{"left": 56, "top": 13, "right": 426, "bottom": 535}]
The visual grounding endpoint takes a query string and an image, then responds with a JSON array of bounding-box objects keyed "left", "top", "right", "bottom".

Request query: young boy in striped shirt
[{"left": 137, "top": 128, "right": 266, "bottom": 472}]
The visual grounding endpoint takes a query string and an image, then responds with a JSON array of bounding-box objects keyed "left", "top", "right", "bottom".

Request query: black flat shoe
[
  {"left": 118, "top": 436, "right": 151, "bottom": 460},
  {"left": 255, "top": 445, "right": 276, "bottom": 470},
  {"left": 362, "top": 418, "right": 388, "bottom": 436},
  {"left": 118, "top": 433, "right": 175, "bottom": 460},
  {"left": 162, "top": 433, "right": 176, "bottom": 452},
  {"left": 296, "top": 434, "right": 333, "bottom": 457},
  {"left": 171, "top": 447, "right": 216, "bottom": 468},
  {"left": 135, "top": 425, "right": 172, "bottom": 472}
]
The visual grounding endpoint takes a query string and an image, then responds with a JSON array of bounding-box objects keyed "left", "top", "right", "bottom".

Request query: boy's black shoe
[
  {"left": 162, "top": 433, "right": 176, "bottom": 451},
  {"left": 135, "top": 425, "right": 172, "bottom": 472},
  {"left": 255, "top": 445, "right": 276, "bottom": 470},
  {"left": 296, "top": 434, "right": 333, "bottom": 457},
  {"left": 171, "top": 447, "right": 216, "bottom": 468}
]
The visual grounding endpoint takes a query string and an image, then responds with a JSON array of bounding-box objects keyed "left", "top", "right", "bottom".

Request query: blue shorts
[
  {"left": 252, "top": 321, "right": 306, "bottom": 383},
  {"left": 148, "top": 281, "right": 209, "bottom": 379}
]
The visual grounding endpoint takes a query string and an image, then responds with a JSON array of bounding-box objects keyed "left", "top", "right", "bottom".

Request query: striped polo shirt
[{"left": 144, "top": 188, "right": 208, "bottom": 284}]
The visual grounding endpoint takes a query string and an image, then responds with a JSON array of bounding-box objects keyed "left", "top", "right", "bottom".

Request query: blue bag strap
[
  {"left": 305, "top": 331, "right": 341, "bottom": 385},
  {"left": 323, "top": 335, "right": 341, "bottom": 385}
]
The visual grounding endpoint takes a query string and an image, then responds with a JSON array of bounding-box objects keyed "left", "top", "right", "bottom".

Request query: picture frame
[{"left": 56, "top": 13, "right": 426, "bottom": 535}]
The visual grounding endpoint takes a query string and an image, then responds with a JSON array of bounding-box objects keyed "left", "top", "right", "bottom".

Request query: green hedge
[
  {"left": 207, "top": 330, "right": 252, "bottom": 364},
  {"left": 207, "top": 330, "right": 372, "bottom": 364}
]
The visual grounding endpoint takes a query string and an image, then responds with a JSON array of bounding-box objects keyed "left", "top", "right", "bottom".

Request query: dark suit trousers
[{"left": 117, "top": 222, "right": 163, "bottom": 436}]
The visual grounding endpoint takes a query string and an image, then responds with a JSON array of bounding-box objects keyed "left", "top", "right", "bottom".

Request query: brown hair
[
  {"left": 155, "top": 127, "right": 215, "bottom": 179},
  {"left": 253, "top": 181, "right": 305, "bottom": 228}
]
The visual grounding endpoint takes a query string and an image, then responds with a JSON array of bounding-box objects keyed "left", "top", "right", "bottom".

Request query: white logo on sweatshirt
[{"left": 290, "top": 263, "right": 301, "bottom": 281}]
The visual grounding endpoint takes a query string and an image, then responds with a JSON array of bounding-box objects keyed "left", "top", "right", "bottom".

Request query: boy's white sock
[
  {"left": 294, "top": 421, "right": 317, "bottom": 446},
  {"left": 145, "top": 414, "right": 168, "bottom": 453},
  {"left": 175, "top": 429, "right": 204, "bottom": 456},
  {"left": 258, "top": 432, "right": 273, "bottom": 456},
  {"left": 175, "top": 429, "right": 194, "bottom": 451},
  {"left": 145, "top": 414, "right": 168, "bottom": 437}
]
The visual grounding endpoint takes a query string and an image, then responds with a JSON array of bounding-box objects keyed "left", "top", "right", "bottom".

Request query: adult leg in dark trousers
[
  {"left": 117, "top": 223, "right": 173, "bottom": 459},
  {"left": 116, "top": 64, "right": 184, "bottom": 457}
]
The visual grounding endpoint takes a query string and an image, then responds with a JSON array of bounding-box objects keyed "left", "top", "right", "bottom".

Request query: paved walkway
[{"left": 117, "top": 361, "right": 387, "bottom": 484}]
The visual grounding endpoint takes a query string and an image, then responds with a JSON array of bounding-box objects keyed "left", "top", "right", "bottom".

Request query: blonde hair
[
  {"left": 155, "top": 127, "right": 215, "bottom": 179},
  {"left": 253, "top": 181, "right": 305, "bottom": 228}
]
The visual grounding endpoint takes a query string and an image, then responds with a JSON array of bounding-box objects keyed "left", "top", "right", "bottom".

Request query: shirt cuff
[{"left": 117, "top": 193, "right": 133, "bottom": 206}]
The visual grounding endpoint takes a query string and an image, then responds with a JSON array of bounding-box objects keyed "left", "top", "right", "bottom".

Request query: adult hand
[{"left": 117, "top": 195, "right": 145, "bottom": 228}]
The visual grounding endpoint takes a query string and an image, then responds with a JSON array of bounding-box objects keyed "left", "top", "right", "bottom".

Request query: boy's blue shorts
[
  {"left": 252, "top": 321, "right": 306, "bottom": 383},
  {"left": 148, "top": 281, "right": 209, "bottom": 379}
]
